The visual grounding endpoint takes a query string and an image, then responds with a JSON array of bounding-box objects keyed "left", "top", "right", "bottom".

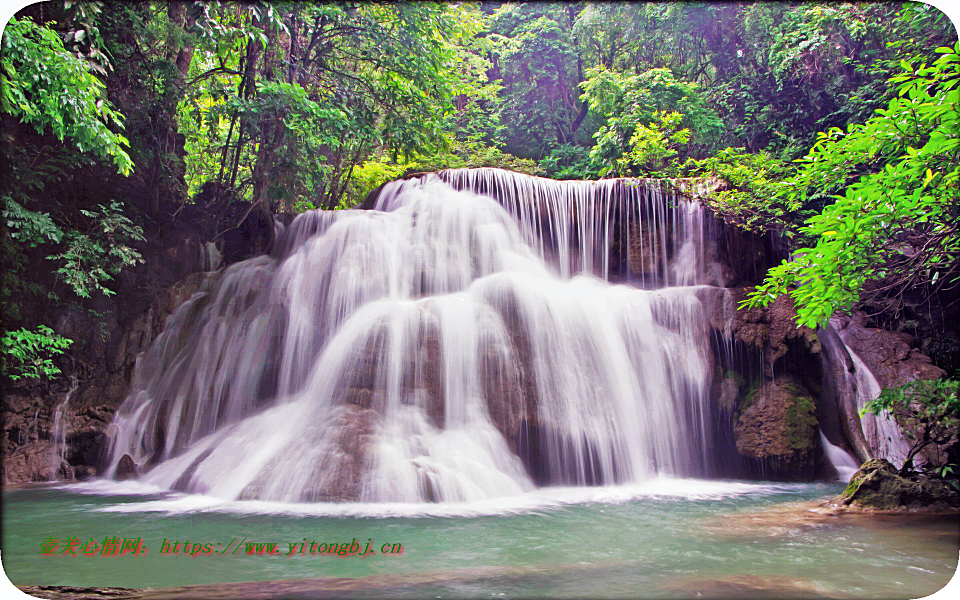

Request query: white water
[
  {"left": 68, "top": 477, "right": 799, "bottom": 519},
  {"left": 819, "top": 431, "right": 860, "bottom": 482},
  {"left": 840, "top": 341, "right": 911, "bottom": 469},
  {"left": 105, "top": 169, "right": 728, "bottom": 503}
]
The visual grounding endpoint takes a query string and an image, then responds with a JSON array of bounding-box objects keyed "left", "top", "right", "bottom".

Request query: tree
[
  {"left": 747, "top": 43, "right": 960, "bottom": 328},
  {"left": 1, "top": 14, "right": 143, "bottom": 383},
  {"left": 1, "top": 16, "right": 132, "bottom": 173},
  {"left": 861, "top": 378, "right": 959, "bottom": 477},
  {"left": 581, "top": 66, "right": 720, "bottom": 176},
  {"left": 178, "top": 2, "right": 460, "bottom": 212},
  {"left": 488, "top": 2, "right": 588, "bottom": 160}
]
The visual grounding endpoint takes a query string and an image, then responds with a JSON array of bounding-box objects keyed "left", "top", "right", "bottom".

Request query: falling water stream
[
  {"left": 3, "top": 169, "right": 956, "bottom": 597},
  {"left": 102, "top": 169, "right": 729, "bottom": 503},
  {"left": 49, "top": 376, "right": 79, "bottom": 479},
  {"left": 840, "top": 336, "right": 912, "bottom": 469}
]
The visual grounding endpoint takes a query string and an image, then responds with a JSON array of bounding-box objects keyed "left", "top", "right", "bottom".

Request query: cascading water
[
  {"left": 50, "top": 376, "right": 79, "bottom": 479},
  {"left": 105, "top": 168, "right": 729, "bottom": 503},
  {"left": 819, "top": 432, "right": 860, "bottom": 482},
  {"left": 840, "top": 338, "right": 911, "bottom": 469}
]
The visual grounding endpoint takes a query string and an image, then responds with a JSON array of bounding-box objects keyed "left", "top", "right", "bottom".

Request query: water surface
[{"left": 3, "top": 478, "right": 957, "bottom": 598}]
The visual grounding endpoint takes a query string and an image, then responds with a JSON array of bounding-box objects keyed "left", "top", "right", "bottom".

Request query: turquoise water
[{"left": 2, "top": 478, "right": 957, "bottom": 598}]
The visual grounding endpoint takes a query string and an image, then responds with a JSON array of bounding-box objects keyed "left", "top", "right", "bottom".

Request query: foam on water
[{"left": 83, "top": 477, "right": 802, "bottom": 519}]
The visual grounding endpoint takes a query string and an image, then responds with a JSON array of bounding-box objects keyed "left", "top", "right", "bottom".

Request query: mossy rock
[
  {"left": 833, "top": 459, "right": 960, "bottom": 512},
  {"left": 733, "top": 376, "right": 818, "bottom": 480}
]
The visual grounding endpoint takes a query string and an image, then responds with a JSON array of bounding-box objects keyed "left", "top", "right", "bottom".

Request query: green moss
[
  {"left": 738, "top": 380, "right": 762, "bottom": 413},
  {"left": 785, "top": 393, "right": 817, "bottom": 450},
  {"left": 843, "top": 469, "right": 868, "bottom": 498}
]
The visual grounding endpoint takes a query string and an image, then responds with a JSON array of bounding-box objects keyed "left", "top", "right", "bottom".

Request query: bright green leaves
[
  {"left": 620, "top": 111, "right": 690, "bottom": 174},
  {"left": 581, "top": 66, "right": 720, "bottom": 177},
  {"left": 1, "top": 325, "right": 73, "bottom": 381},
  {"left": 1, "top": 17, "right": 133, "bottom": 175},
  {"left": 747, "top": 43, "right": 960, "bottom": 328},
  {"left": 682, "top": 148, "right": 797, "bottom": 234}
]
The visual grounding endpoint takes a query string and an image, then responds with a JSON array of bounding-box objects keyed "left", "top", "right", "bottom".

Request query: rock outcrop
[
  {"left": 829, "top": 459, "right": 960, "bottom": 512},
  {"left": 833, "top": 314, "right": 945, "bottom": 390},
  {"left": 1, "top": 257, "right": 222, "bottom": 484},
  {"left": 732, "top": 377, "right": 819, "bottom": 480},
  {"left": 819, "top": 313, "right": 949, "bottom": 467}
]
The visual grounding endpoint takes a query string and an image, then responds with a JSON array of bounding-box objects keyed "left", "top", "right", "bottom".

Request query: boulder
[
  {"left": 115, "top": 454, "right": 139, "bottom": 480},
  {"left": 733, "top": 377, "right": 819, "bottom": 480},
  {"left": 728, "top": 290, "right": 820, "bottom": 374},
  {"left": 830, "top": 458, "right": 960, "bottom": 512}
]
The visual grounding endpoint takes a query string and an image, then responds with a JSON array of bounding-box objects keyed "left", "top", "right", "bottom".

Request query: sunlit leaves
[
  {"left": 747, "top": 43, "right": 960, "bottom": 327},
  {"left": 1, "top": 17, "right": 133, "bottom": 175},
  {"left": 581, "top": 66, "right": 720, "bottom": 176},
  {"left": 0, "top": 325, "right": 73, "bottom": 381}
]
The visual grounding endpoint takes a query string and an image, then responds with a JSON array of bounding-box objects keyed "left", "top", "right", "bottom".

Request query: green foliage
[
  {"left": 179, "top": 2, "right": 460, "bottom": 210},
  {"left": 47, "top": 202, "right": 145, "bottom": 299},
  {"left": 1, "top": 325, "right": 73, "bottom": 381},
  {"left": 620, "top": 111, "right": 690, "bottom": 175},
  {"left": 861, "top": 378, "right": 960, "bottom": 476},
  {"left": 341, "top": 158, "right": 411, "bottom": 209},
  {"left": 340, "top": 142, "right": 543, "bottom": 209},
  {"left": 682, "top": 148, "right": 798, "bottom": 234},
  {"left": 488, "top": 3, "right": 586, "bottom": 159},
  {"left": 747, "top": 44, "right": 960, "bottom": 327},
  {"left": 407, "top": 141, "right": 543, "bottom": 177},
  {"left": 1, "top": 197, "right": 63, "bottom": 247},
  {"left": 581, "top": 67, "right": 720, "bottom": 176},
  {"left": 1, "top": 16, "right": 133, "bottom": 175},
  {"left": 539, "top": 144, "right": 597, "bottom": 180}
]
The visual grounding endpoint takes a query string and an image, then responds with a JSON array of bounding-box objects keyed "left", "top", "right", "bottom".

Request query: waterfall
[
  {"left": 840, "top": 339, "right": 911, "bottom": 469},
  {"left": 50, "top": 376, "right": 79, "bottom": 479},
  {"left": 105, "top": 168, "right": 726, "bottom": 503},
  {"left": 819, "top": 432, "right": 860, "bottom": 482}
]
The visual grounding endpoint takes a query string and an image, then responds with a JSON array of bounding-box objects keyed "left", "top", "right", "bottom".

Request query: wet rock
[
  {"left": 73, "top": 465, "right": 98, "bottom": 480},
  {"left": 16, "top": 585, "right": 140, "bottom": 600},
  {"left": 2, "top": 441, "right": 70, "bottom": 483},
  {"left": 716, "top": 219, "right": 776, "bottom": 285},
  {"left": 717, "top": 372, "right": 743, "bottom": 414},
  {"left": 220, "top": 202, "right": 276, "bottom": 264},
  {"left": 307, "top": 406, "right": 379, "bottom": 502},
  {"left": 482, "top": 288, "right": 540, "bottom": 452},
  {"left": 115, "top": 454, "right": 139, "bottom": 480},
  {"left": 733, "top": 377, "right": 818, "bottom": 480},
  {"left": 833, "top": 314, "right": 945, "bottom": 390},
  {"left": 816, "top": 326, "right": 873, "bottom": 463},
  {"left": 830, "top": 458, "right": 960, "bottom": 512},
  {"left": 728, "top": 290, "right": 820, "bottom": 373},
  {"left": 480, "top": 341, "right": 526, "bottom": 448},
  {"left": 626, "top": 220, "right": 663, "bottom": 276}
]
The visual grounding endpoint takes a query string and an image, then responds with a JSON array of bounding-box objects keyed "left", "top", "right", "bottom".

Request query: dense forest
[{"left": 1, "top": 1, "right": 959, "bottom": 461}]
